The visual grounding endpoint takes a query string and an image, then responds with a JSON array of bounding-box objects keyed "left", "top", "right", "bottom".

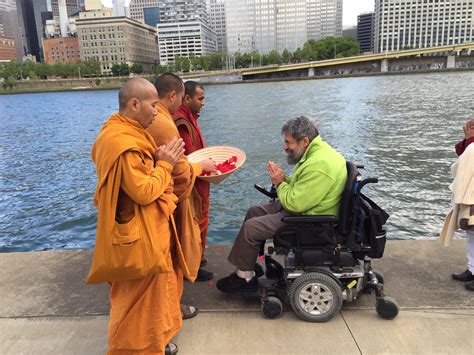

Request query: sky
[{"left": 101, "top": 0, "right": 374, "bottom": 28}]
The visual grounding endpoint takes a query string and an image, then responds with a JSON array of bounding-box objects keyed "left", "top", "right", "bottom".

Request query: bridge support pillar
[
  {"left": 381, "top": 59, "right": 389, "bottom": 72},
  {"left": 447, "top": 54, "right": 456, "bottom": 68},
  {"left": 308, "top": 67, "right": 315, "bottom": 76}
]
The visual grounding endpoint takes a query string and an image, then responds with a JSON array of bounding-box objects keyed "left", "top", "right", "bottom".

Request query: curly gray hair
[{"left": 281, "top": 116, "right": 319, "bottom": 142}]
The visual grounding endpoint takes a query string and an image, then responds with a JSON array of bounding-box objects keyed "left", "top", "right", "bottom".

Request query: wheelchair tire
[
  {"left": 376, "top": 296, "right": 399, "bottom": 320},
  {"left": 262, "top": 296, "right": 283, "bottom": 319},
  {"left": 288, "top": 272, "right": 342, "bottom": 323},
  {"left": 373, "top": 270, "right": 384, "bottom": 284}
]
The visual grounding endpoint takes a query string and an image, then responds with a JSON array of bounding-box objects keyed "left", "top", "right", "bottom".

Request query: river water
[{"left": 1, "top": 72, "right": 473, "bottom": 252}]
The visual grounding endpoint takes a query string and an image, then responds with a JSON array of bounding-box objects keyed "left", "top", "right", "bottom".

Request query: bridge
[{"left": 241, "top": 43, "right": 474, "bottom": 80}]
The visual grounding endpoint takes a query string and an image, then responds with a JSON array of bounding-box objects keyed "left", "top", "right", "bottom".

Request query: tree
[
  {"left": 267, "top": 50, "right": 281, "bottom": 65},
  {"left": 80, "top": 60, "right": 101, "bottom": 77},
  {"left": 2, "top": 76, "right": 16, "bottom": 89},
  {"left": 130, "top": 63, "right": 143, "bottom": 74},
  {"left": 111, "top": 64, "right": 121, "bottom": 76},
  {"left": 208, "top": 51, "right": 226, "bottom": 70},
  {"left": 282, "top": 49, "right": 291, "bottom": 64}
]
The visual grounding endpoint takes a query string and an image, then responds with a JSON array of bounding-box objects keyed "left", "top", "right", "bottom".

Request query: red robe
[
  {"left": 174, "top": 105, "right": 210, "bottom": 254},
  {"left": 455, "top": 137, "right": 474, "bottom": 156}
]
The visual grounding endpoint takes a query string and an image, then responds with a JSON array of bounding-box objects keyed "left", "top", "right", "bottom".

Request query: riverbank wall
[{"left": 1, "top": 59, "right": 473, "bottom": 95}]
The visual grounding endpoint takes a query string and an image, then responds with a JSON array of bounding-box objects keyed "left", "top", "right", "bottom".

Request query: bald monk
[
  {"left": 147, "top": 73, "right": 216, "bottom": 320},
  {"left": 88, "top": 78, "right": 185, "bottom": 354}
]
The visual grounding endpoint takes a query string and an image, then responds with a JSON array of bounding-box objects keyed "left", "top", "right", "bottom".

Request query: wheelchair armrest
[
  {"left": 254, "top": 184, "right": 277, "bottom": 199},
  {"left": 281, "top": 215, "right": 338, "bottom": 224}
]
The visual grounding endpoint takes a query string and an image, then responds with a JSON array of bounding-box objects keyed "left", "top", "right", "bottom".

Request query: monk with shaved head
[{"left": 87, "top": 77, "right": 185, "bottom": 354}]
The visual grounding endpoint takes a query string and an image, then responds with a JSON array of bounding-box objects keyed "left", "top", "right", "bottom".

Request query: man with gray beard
[{"left": 217, "top": 116, "right": 347, "bottom": 293}]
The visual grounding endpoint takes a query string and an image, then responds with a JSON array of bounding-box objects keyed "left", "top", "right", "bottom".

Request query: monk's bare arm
[{"left": 120, "top": 151, "right": 173, "bottom": 205}]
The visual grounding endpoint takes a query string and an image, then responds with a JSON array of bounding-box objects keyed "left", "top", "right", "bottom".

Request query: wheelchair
[{"left": 246, "top": 161, "right": 399, "bottom": 322}]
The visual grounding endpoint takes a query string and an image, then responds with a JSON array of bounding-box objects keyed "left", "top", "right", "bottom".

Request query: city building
[
  {"left": 112, "top": 0, "right": 125, "bottom": 17},
  {"left": 51, "top": 0, "right": 80, "bottom": 17},
  {"left": 17, "top": 0, "right": 49, "bottom": 61},
  {"left": 84, "top": 0, "right": 101, "bottom": 11},
  {"left": 225, "top": 0, "right": 343, "bottom": 54},
  {"left": 207, "top": 0, "right": 226, "bottom": 52},
  {"left": 76, "top": 16, "right": 158, "bottom": 74},
  {"left": 129, "top": 0, "right": 159, "bottom": 23},
  {"left": 0, "top": 35, "right": 16, "bottom": 61},
  {"left": 306, "top": 0, "right": 343, "bottom": 41},
  {"left": 157, "top": 21, "right": 217, "bottom": 65},
  {"left": 343, "top": 26, "right": 357, "bottom": 39},
  {"left": 157, "top": 0, "right": 208, "bottom": 24},
  {"left": 143, "top": 7, "right": 160, "bottom": 27},
  {"left": 0, "top": 0, "right": 23, "bottom": 59},
  {"left": 42, "top": 36, "right": 80, "bottom": 63},
  {"left": 374, "top": 0, "right": 474, "bottom": 53},
  {"left": 357, "top": 12, "right": 374, "bottom": 53}
]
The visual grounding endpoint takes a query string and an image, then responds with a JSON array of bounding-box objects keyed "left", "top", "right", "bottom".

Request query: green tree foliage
[
  {"left": 130, "top": 63, "right": 143, "bottom": 74},
  {"left": 267, "top": 50, "right": 281, "bottom": 65},
  {"left": 282, "top": 49, "right": 291, "bottom": 64}
]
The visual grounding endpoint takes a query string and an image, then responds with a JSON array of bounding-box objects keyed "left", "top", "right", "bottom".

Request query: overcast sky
[{"left": 101, "top": 0, "right": 374, "bottom": 27}]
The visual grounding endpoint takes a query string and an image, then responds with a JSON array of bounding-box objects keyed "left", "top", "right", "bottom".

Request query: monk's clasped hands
[{"left": 155, "top": 138, "right": 185, "bottom": 166}]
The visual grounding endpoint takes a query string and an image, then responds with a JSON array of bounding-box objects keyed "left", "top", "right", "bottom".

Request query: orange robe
[
  {"left": 147, "top": 102, "right": 203, "bottom": 282},
  {"left": 89, "top": 113, "right": 184, "bottom": 354}
]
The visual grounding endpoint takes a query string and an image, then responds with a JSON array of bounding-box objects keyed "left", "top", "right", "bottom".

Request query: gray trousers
[{"left": 228, "top": 200, "right": 291, "bottom": 271}]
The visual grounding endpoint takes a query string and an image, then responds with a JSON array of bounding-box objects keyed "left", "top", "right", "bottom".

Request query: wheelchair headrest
[{"left": 337, "top": 161, "right": 359, "bottom": 235}]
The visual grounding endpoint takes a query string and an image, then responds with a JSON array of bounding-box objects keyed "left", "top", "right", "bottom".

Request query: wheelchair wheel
[
  {"left": 288, "top": 273, "right": 342, "bottom": 323},
  {"left": 262, "top": 296, "right": 283, "bottom": 319},
  {"left": 373, "top": 270, "right": 384, "bottom": 284},
  {"left": 376, "top": 296, "right": 399, "bottom": 320}
]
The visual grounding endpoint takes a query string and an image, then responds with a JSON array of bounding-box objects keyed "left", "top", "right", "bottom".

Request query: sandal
[
  {"left": 180, "top": 303, "right": 199, "bottom": 320},
  {"left": 165, "top": 342, "right": 178, "bottom": 355}
]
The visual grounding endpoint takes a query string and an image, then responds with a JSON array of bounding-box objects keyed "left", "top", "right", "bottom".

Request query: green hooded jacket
[{"left": 277, "top": 136, "right": 347, "bottom": 216}]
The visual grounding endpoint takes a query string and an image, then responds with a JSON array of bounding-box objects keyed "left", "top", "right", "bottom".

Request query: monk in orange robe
[
  {"left": 87, "top": 78, "right": 186, "bottom": 354},
  {"left": 146, "top": 73, "right": 216, "bottom": 319}
]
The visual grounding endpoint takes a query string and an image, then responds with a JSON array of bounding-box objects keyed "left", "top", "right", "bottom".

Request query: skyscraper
[
  {"left": 113, "top": 0, "right": 125, "bottom": 16},
  {"left": 129, "top": 0, "right": 159, "bottom": 23},
  {"left": 0, "top": 0, "right": 23, "bottom": 58},
  {"left": 374, "top": 0, "right": 474, "bottom": 53},
  {"left": 16, "top": 0, "right": 49, "bottom": 60},
  {"left": 225, "top": 0, "right": 343, "bottom": 54},
  {"left": 207, "top": 0, "right": 226, "bottom": 52},
  {"left": 51, "top": 0, "right": 80, "bottom": 17},
  {"left": 357, "top": 12, "right": 374, "bottom": 53}
]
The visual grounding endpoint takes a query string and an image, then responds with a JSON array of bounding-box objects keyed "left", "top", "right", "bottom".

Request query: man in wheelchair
[{"left": 216, "top": 116, "right": 348, "bottom": 293}]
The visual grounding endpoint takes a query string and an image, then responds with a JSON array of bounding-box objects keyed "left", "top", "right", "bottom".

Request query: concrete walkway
[{"left": 1, "top": 240, "right": 473, "bottom": 354}]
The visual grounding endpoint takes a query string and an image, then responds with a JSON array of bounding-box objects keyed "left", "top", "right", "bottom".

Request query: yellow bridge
[{"left": 241, "top": 42, "right": 474, "bottom": 80}]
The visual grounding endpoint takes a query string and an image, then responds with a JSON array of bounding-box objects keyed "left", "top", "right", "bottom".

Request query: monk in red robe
[{"left": 174, "top": 81, "right": 213, "bottom": 282}]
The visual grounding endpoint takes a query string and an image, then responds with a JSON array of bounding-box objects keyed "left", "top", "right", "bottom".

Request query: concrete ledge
[{"left": 1, "top": 240, "right": 473, "bottom": 354}]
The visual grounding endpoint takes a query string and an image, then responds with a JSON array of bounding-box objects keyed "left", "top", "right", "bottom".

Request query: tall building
[
  {"left": 306, "top": 0, "right": 343, "bottom": 41},
  {"left": 17, "top": 0, "right": 49, "bottom": 61},
  {"left": 207, "top": 0, "right": 226, "bottom": 52},
  {"left": 76, "top": 16, "right": 158, "bottom": 74},
  {"left": 0, "top": 0, "right": 23, "bottom": 58},
  {"left": 374, "top": 0, "right": 474, "bottom": 53},
  {"left": 129, "top": 0, "right": 159, "bottom": 23},
  {"left": 84, "top": 0, "right": 101, "bottom": 11},
  {"left": 225, "top": 0, "right": 343, "bottom": 54},
  {"left": 157, "top": 21, "right": 217, "bottom": 65},
  {"left": 357, "top": 12, "right": 374, "bottom": 53},
  {"left": 51, "top": 0, "right": 80, "bottom": 16},
  {"left": 112, "top": 0, "right": 125, "bottom": 16}
]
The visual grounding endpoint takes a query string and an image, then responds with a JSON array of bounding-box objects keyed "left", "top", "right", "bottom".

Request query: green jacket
[{"left": 277, "top": 136, "right": 347, "bottom": 216}]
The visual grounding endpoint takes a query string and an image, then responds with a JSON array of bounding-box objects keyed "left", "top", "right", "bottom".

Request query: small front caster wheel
[
  {"left": 376, "top": 296, "right": 399, "bottom": 320},
  {"left": 262, "top": 296, "right": 283, "bottom": 319}
]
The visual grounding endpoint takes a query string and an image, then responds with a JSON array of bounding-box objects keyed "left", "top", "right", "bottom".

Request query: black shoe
[
  {"left": 196, "top": 268, "right": 214, "bottom": 282},
  {"left": 216, "top": 273, "right": 259, "bottom": 293},
  {"left": 200, "top": 257, "right": 208, "bottom": 267},
  {"left": 165, "top": 342, "right": 178, "bottom": 355},
  {"left": 452, "top": 269, "right": 474, "bottom": 282},
  {"left": 466, "top": 280, "right": 474, "bottom": 291}
]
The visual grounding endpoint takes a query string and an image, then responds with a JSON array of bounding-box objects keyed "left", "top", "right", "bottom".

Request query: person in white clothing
[{"left": 441, "top": 118, "right": 474, "bottom": 291}]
